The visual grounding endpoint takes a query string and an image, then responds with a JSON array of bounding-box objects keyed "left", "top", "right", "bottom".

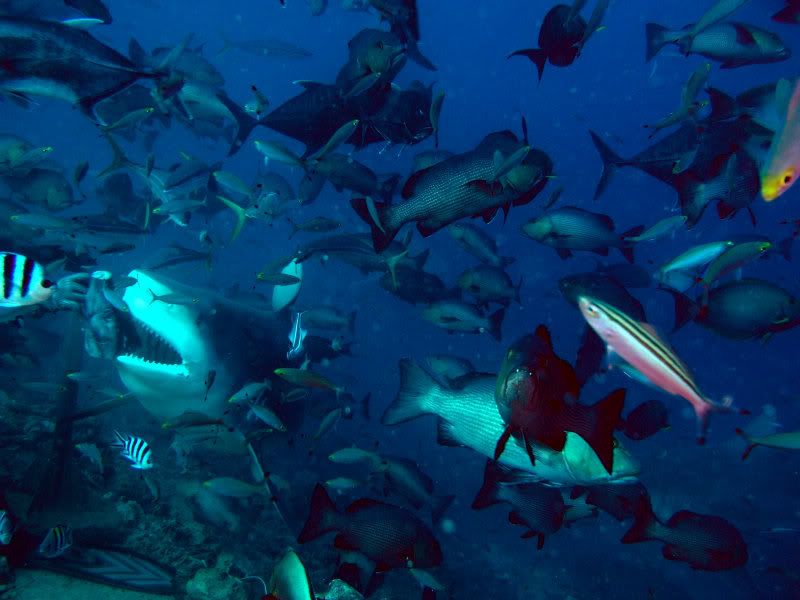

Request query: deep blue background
[{"left": 5, "top": 1, "right": 800, "bottom": 597}]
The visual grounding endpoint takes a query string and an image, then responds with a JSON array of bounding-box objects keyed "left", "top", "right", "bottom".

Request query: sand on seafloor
[{"left": 13, "top": 570, "right": 175, "bottom": 599}]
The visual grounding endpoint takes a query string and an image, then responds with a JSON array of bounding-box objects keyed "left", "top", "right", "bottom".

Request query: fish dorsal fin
[
  {"left": 597, "top": 213, "right": 615, "bottom": 230},
  {"left": 345, "top": 498, "right": 386, "bottom": 514},
  {"left": 535, "top": 324, "right": 553, "bottom": 350}
]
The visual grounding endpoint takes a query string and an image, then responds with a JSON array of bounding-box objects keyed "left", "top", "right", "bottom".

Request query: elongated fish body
[
  {"left": 646, "top": 21, "right": 789, "bottom": 67},
  {"left": 353, "top": 131, "right": 550, "bottom": 251},
  {"left": 681, "top": 23, "right": 789, "bottom": 67},
  {"left": 381, "top": 360, "right": 639, "bottom": 486},
  {"left": 268, "top": 549, "right": 314, "bottom": 600},
  {"left": 578, "top": 297, "right": 728, "bottom": 444},
  {"left": 386, "top": 133, "right": 521, "bottom": 230},
  {"left": 697, "top": 279, "right": 800, "bottom": 339},
  {"left": 263, "top": 82, "right": 359, "bottom": 156},
  {"left": 761, "top": 78, "right": 800, "bottom": 201},
  {"left": 0, "top": 17, "right": 153, "bottom": 115}
]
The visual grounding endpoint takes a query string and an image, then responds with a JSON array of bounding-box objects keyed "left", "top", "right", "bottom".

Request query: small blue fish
[
  {"left": 38, "top": 525, "right": 73, "bottom": 558},
  {"left": 112, "top": 431, "right": 154, "bottom": 470},
  {"left": 287, "top": 311, "right": 307, "bottom": 360},
  {"left": 0, "top": 510, "right": 13, "bottom": 545}
]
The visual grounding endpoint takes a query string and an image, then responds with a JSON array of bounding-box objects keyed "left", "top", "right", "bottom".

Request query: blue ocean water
[{"left": 1, "top": 1, "right": 800, "bottom": 598}]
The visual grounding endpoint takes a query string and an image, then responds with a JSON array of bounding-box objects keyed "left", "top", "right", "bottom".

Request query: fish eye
[
  {"left": 377, "top": 41, "right": 384, "bottom": 50},
  {"left": 784, "top": 172, "right": 793, "bottom": 185},
  {"left": 42, "top": 279, "right": 53, "bottom": 288}
]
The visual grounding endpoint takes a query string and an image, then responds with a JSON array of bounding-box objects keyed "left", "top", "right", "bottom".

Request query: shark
[{"left": 85, "top": 269, "right": 290, "bottom": 421}]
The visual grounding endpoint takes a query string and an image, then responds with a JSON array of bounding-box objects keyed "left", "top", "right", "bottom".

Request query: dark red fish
[
  {"left": 472, "top": 461, "right": 566, "bottom": 549},
  {"left": 494, "top": 325, "right": 625, "bottom": 473},
  {"left": 571, "top": 482, "right": 650, "bottom": 521},
  {"left": 298, "top": 484, "right": 442, "bottom": 571},
  {"left": 622, "top": 497, "right": 748, "bottom": 571},
  {"left": 619, "top": 399, "right": 670, "bottom": 441}
]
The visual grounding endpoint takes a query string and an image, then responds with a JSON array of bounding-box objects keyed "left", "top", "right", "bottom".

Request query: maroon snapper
[{"left": 298, "top": 484, "right": 443, "bottom": 571}]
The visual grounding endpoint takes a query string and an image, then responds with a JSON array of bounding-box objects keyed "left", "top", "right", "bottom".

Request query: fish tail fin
[
  {"left": 620, "top": 225, "right": 644, "bottom": 263},
  {"left": 707, "top": 87, "right": 737, "bottom": 122},
  {"left": 588, "top": 130, "right": 625, "bottom": 200},
  {"left": 97, "top": 134, "right": 132, "bottom": 178},
  {"left": 215, "top": 92, "right": 260, "bottom": 157},
  {"left": 644, "top": 23, "right": 672, "bottom": 62},
  {"left": 381, "top": 359, "right": 440, "bottom": 425},
  {"left": 507, "top": 48, "right": 547, "bottom": 81},
  {"left": 350, "top": 197, "right": 397, "bottom": 252},
  {"left": 430, "top": 494, "right": 455, "bottom": 525},
  {"left": 297, "top": 483, "right": 340, "bottom": 543},
  {"left": 735, "top": 428, "right": 757, "bottom": 461},
  {"left": 471, "top": 461, "right": 504, "bottom": 509},
  {"left": 580, "top": 388, "right": 626, "bottom": 474},
  {"left": 772, "top": 3, "right": 800, "bottom": 24},
  {"left": 216, "top": 195, "right": 247, "bottom": 242},
  {"left": 487, "top": 308, "right": 505, "bottom": 341},
  {"left": 621, "top": 496, "right": 658, "bottom": 544},
  {"left": 659, "top": 287, "right": 700, "bottom": 331},
  {"left": 379, "top": 173, "right": 402, "bottom": 202},
  {"left": 407, "top": 38, "right": 438, "bottom": 71}
]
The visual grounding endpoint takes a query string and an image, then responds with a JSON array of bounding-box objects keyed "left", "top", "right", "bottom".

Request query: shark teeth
[
  {"left": 117, "top": 355, "right": 190, "bottom": 378},
  {"left": 120, "top": 318, "right": 183, "bottom": 366}
]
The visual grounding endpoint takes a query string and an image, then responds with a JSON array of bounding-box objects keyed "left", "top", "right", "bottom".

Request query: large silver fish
[{"left": 381, "top": 360, "right": 639, "bottom": 487}]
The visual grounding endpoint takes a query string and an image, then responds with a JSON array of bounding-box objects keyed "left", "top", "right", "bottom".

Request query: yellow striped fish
[{"left": 578, "top": 296, "right": 735, "bottom": 444}]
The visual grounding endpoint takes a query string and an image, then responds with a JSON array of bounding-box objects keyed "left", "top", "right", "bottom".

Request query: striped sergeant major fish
[
  {"left": 38, "top": 525, "right": 73, "bottom": 558},
  {"left": 112, "top": 431, "right": 154, "bottom": 470},
  {"left": 0, "top": 252, "right": 54, "bottom": 308},
  {"left": 578, "top": 296, "right": 739, "bottom": 444}
]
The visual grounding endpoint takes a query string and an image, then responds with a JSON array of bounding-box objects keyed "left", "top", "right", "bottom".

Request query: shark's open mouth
[{"left": 117, "top": 317, "right": 186, "bottom": 373}]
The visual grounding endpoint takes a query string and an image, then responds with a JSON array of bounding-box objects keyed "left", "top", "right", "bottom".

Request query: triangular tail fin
[
  {"left": 621, "top": 496, "right": 658, "bottom": 544},
  {"left": 508, "top": 48, "right": 547, "bottom": 81},
  {"left": 471, "top": 461, "right": 505, "bottom": 509},
  {"left": 588, "top": 130, "right": 626, "bottom": 200},
  {"left": 381, "top": 359, "right": 440, "bottom": 425},
  {"left": 297, "top": 484, "right": 340, "bottom": 543},
  {"left": 350, "top": 197, "right": 398, "bottom": 252},
  {"left": 568, "top": 388, "right": 626, "bottom": 474},
  {"left": 644, "top": 23, "right": 673, "bottom": 62}
]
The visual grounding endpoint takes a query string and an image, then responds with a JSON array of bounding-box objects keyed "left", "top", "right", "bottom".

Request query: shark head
[{"left": 115, "top": 269, "right": 224, "bottom": 421}]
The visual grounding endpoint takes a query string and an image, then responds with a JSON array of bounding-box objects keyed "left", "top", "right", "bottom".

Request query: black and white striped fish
[
  {"left": 0, "top": 510, "right": 13, "bottom": 545},
  {"left": 0, "top": 252, "right": 54, "bottom": 308},
  {"left": 113, "top": 431, "right": 154, "bottom": 470},
  {"left": 38, "top": 525, "right": 73, "bottom": 558}
]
